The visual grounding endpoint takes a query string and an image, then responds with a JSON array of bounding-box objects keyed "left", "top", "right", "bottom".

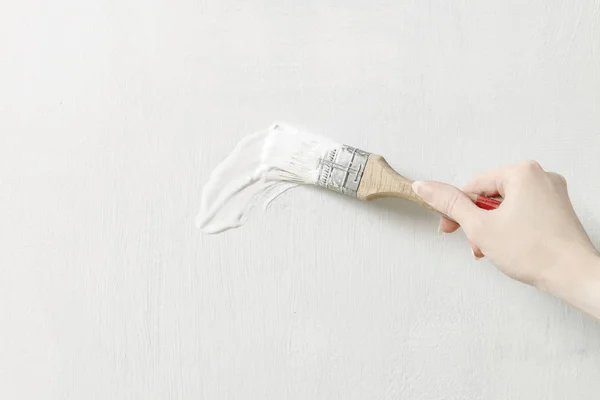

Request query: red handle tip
[{"left": 475, "top": 195, "right": 501, "bottom": 210}]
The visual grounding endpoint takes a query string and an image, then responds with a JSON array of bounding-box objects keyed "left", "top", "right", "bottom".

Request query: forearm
[{"left": 546, "top": 249, "right": 600, "bottom": 320}]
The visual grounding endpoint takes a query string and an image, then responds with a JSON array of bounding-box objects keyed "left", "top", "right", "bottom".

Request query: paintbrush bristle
[
  {"left": 261, "top": 123, "right": 341, "bottom": 185},
  {"left": 197, "top": 123, "right": 360, "bottom": 234}
]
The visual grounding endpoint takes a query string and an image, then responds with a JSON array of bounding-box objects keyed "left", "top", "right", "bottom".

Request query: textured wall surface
[{"left": 2, "top": 0, "right": 600, "bottom": 399}]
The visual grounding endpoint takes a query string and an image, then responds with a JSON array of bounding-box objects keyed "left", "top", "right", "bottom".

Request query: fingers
[
  {"left": 438, "top": 217, "right": 484, "bottom": 258},
  {"left": 432, "top": 165, "right": 524, "bottom": 236},
  {"left": 439, "top": 216, "right": 460, "bottom": 233},
  {"left": 462, "top": 160, "right": 545, "bottom": 198},
  {"left": 423, "top": 160, "right": 552, "bottom": 263},
  {"left": 469, "top": 241, "right": 484, "bottom": 259},
  {"left": 416, "top": 181, "right": 486, "bottom": 259},
  {"left": 412, "top": 181, "right": 483, "bottom": 227},
  {"left": 462, "top": 168, "right": 507, "bottom": 198},
  {"left": 439, "top": 218, "right": 484, "bottom": 258}
]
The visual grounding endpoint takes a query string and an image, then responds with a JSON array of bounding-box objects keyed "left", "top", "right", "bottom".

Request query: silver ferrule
[{"left": 316, "top": 145, "right": 370, "bottom": 197}]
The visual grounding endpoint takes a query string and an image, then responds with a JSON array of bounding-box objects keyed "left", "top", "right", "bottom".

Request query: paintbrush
[
  {"left": 315, "top": 142, "right": 500, "bottom": 213},
  {"left": 197, "top": 123, "right": 500, "bottom": 233}
]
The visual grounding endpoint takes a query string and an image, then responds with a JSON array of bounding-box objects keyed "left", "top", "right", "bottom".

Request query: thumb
[{"left": 412, "top": 181, "right": 480, "bottom": 224}]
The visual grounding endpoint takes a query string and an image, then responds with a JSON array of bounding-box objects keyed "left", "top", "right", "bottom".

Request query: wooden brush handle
[{"left": 357, "top": 155, "right": 501, "bottom": 212}]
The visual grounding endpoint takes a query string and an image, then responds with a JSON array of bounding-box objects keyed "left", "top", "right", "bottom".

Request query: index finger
[
  {"left": 462, "top": 165, "right": 515, "bottom": 198},
  {"left": 463, "top": 160, "right": 545, "bottom": 198}
]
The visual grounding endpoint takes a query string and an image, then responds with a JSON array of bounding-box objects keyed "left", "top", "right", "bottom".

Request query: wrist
[{"left": 542, "top": 245, "right": 600, "bottom": 318}]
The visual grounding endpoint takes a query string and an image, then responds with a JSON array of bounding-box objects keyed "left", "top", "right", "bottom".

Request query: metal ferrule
[{"left": 316, "top": 145, "right": 370, "bottom": 197}]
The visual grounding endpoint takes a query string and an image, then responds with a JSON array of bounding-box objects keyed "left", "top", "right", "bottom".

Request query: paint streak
[{"left": 197, "top": 123, "right": 339, "bottom": 234}]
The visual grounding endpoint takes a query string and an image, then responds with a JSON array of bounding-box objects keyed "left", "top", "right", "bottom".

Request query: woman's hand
[{"left": 412, "top": 161, "right": 600, "bottom": 319}]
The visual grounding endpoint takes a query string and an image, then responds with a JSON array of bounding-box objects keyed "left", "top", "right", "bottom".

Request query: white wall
[{"left": 2, "top": 0, "right": 600, "bottom": 399}]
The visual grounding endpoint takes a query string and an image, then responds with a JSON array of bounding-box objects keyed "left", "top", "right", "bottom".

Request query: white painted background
[{"left": 1, "top": 0, "right": 600, "bottom": 399}]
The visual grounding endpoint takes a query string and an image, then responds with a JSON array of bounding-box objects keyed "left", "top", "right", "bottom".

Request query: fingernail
[
  {"left": 471, "top": 249, "right": 479, "bottom": 260},
  {"left": 412, "top": 181, "right": 432, "bottom": 199},
  {"left": 437, "top": 225, "right": 444, "bottom": 235}
]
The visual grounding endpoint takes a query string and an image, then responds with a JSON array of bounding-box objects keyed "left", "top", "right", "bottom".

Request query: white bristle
[
  {"left": 260, "top": 123, "right": 341, "bottom": 184},
  {"left": 197, "top": 123, "right": 343, "bottom": 234}
]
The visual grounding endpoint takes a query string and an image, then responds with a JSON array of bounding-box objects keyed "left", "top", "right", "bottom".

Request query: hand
[{"left": 411, "top": 161, "right": 599, "bottom": 292}]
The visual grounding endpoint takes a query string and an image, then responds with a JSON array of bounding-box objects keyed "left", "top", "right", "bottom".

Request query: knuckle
[
  {"left": 549, "top": 172, "right": 567, "bottom": 186},
  {"left": 521, "top": 159, "right": 542, "bottom": 171},
  {"left": 444, "top": 193, "right": 460, "bottom": 217},
  {"left": 515, "top": 160, "right": 543, "bottom": 183}
]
